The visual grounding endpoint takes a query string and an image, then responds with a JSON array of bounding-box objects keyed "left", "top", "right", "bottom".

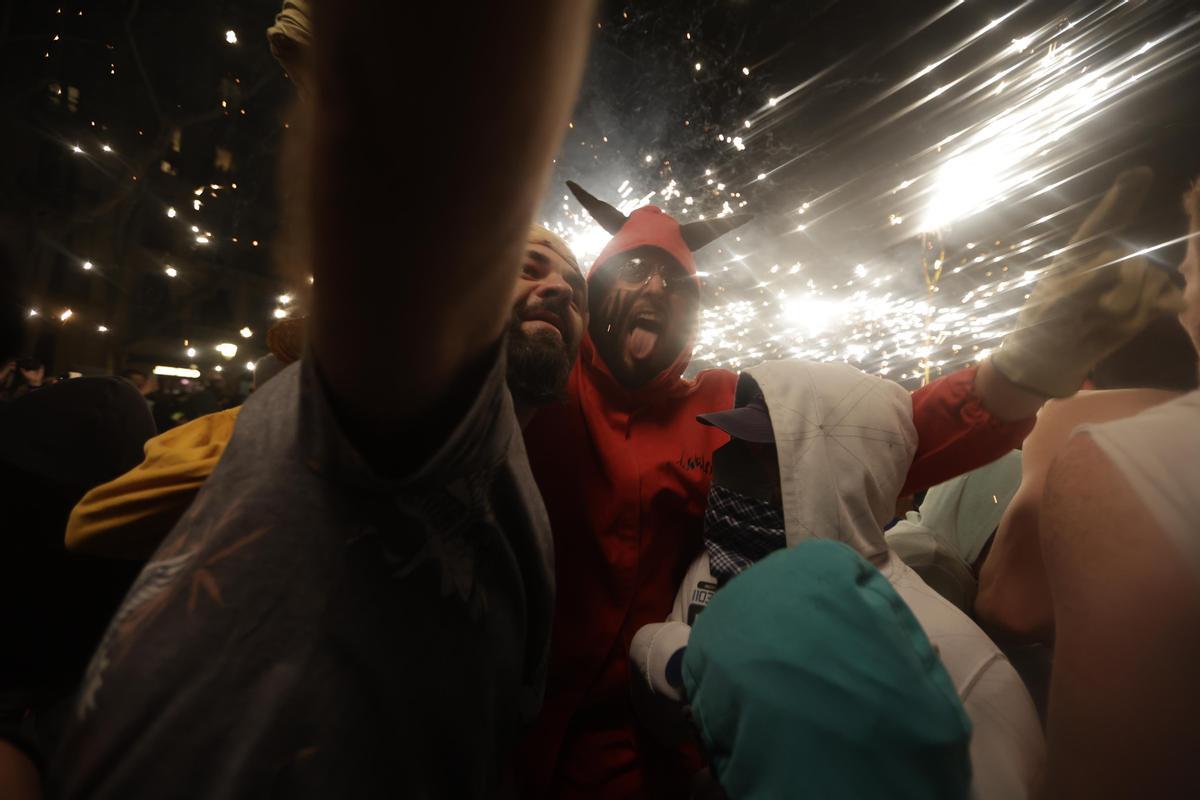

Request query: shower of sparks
[
  {"left": 692, "top": 265, "right": 1038, "bottom": 380},
  {"left": 544, "top": 1, "right": 1200, "bottom": 385},
  {"left": 919, "top": 7, "right": 1200, "bottom": 230}
]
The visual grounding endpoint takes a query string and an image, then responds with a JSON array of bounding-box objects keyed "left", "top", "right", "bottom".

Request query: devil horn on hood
[
  {"left": 679, "top": 215, "right": 754, "bottom": 252},
  {"left": 566, "top": 180, "right": 628, "bottom": 235}
]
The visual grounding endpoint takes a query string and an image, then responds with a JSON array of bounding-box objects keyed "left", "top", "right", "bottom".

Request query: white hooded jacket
[{"left": 631, "top": 359, "right": 1043, "bottom": 800}]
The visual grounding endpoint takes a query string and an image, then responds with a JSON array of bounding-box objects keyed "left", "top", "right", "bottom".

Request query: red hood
[
  {"left": 583, "top": 206, "right": 701, "bottom": 403},
  {"left": 588, "top": 206, "right": 697, "bottom": 281}
]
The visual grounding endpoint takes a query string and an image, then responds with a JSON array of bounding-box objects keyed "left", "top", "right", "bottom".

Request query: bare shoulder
[
  {"left": 1041, "top": 433, "right": 1123, "bottom": 529},
  {"left": 1041, "top": 430, "right": 1193, "bottom": 616},
  {"left": 1040, "top": 429, "right": 1200, "bottom": 798},
  {"left": 1026, "top": 390, "right": 1181, "bottom": 484},
  {"left": 1042, "top": 434, "right": 1134, "bottom": 571}
]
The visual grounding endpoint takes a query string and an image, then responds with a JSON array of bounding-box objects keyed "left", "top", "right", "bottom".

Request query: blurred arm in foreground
[{"left": 307, "top": 0, "right": 594, "bottom": 461}]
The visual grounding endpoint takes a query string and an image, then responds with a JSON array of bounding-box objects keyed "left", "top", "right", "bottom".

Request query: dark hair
[
  {"left": 8, "top": 357, "right": 46, "bottom": 397},
  {"left": 119, "top": 367, "right": 147, "bottom": 381},
  {"left": 1090, "top": 315, "right": 1199, "bottom": 392},
  {"left": 266, "top": 317, "right": 305, "bottom": 365}
]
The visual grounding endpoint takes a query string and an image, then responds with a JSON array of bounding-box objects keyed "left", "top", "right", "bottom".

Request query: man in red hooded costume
[{"left": 517, "top": 182, "right": 1046, "bottom": 798}]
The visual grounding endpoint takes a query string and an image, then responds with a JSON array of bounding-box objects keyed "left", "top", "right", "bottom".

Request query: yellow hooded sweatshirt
[{"left": 65, "top": 407, "right": 240, "bottom": 559}]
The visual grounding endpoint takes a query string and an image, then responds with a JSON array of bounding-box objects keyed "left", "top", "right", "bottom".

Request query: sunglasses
[{"left": 614, "top": 256, "right": 696, "bottom": 295}]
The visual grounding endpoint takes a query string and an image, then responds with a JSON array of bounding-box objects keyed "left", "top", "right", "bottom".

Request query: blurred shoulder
[
  {"left": 1025, "top": 389, "right": 1182, "bottom": 470},
  {"left": 1039, "top": 388, "right": 1180, "bottom": 426}
]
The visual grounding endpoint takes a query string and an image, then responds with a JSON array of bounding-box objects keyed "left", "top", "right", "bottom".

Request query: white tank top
[{"left": 1080, "top": 390, "right": 1200, "bottom": 576}]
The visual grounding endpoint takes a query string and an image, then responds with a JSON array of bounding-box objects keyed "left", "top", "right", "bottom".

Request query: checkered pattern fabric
[{"left": 703, "top": 483, "right": 787, "bottom": 584}]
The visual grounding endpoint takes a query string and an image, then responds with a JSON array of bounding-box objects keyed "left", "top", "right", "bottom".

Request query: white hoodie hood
[{"left": 743, "top": 358, "right": 916, "bottom": 565}]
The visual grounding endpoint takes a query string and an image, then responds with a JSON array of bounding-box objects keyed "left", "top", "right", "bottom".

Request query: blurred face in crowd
[
  {"left": 507, "top": 242, "right": 587, "bottom": 409},
  {"left": 1178, "top": 183, "right": 1200, "bottom": 354},
  {"left": 19, "top": 362, "right": 44, "bottom": 387},
  {"left": 746, "top": 440, "right": 784, "bottom": 508},
  {"left": 590, "top": 247, "right": 700, "bottom": 389}
]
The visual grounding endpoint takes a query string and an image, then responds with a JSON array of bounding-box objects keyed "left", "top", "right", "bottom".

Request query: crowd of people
[
  {"left": 1, "top": 1, "right": 1198, "bottom": 798},
  {"left": 1, "top": 360, "right": 247, "bottom": 432},
  {"left": 0, "top": 358, "right": 47, "bottom": 403}
]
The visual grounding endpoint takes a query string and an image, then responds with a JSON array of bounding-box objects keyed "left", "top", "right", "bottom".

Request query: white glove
[
  {"left": 631, "top": 550, "right": 717, "bottom": 701},
  {"left": 993, "top": 168, "right": 1185, "bottom": 398},
  {"left": 630, "top": 621, "right": 692, "bottom": 703},
  {"left": 628, "top": 552, "right": 716, "bottom": 746}
]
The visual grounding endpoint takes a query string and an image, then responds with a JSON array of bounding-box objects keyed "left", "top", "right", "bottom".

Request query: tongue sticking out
[{"left": 627, "top": 324, "right": 660, "bottom": 362}]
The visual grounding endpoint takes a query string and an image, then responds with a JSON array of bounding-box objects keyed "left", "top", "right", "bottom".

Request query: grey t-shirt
[{"left": 57, "top": 353, "right": 555, "bottom": 799}]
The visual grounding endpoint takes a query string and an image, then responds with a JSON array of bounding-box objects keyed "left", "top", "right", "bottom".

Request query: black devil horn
[
  {"left": 566, "top": 181, "right": 628, "bottom": 235},
  {"left": 679, "top": 215, "right": 754, "bottom": 252}
]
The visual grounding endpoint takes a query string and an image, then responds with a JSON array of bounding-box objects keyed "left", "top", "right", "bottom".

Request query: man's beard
[{"left": 507, "top": 315, "right": 574, "bottom": 409}]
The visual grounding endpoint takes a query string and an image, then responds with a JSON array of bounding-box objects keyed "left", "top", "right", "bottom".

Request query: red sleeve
[{"left": 903, "top": 365, "right": 1036, "bottom": 496}]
